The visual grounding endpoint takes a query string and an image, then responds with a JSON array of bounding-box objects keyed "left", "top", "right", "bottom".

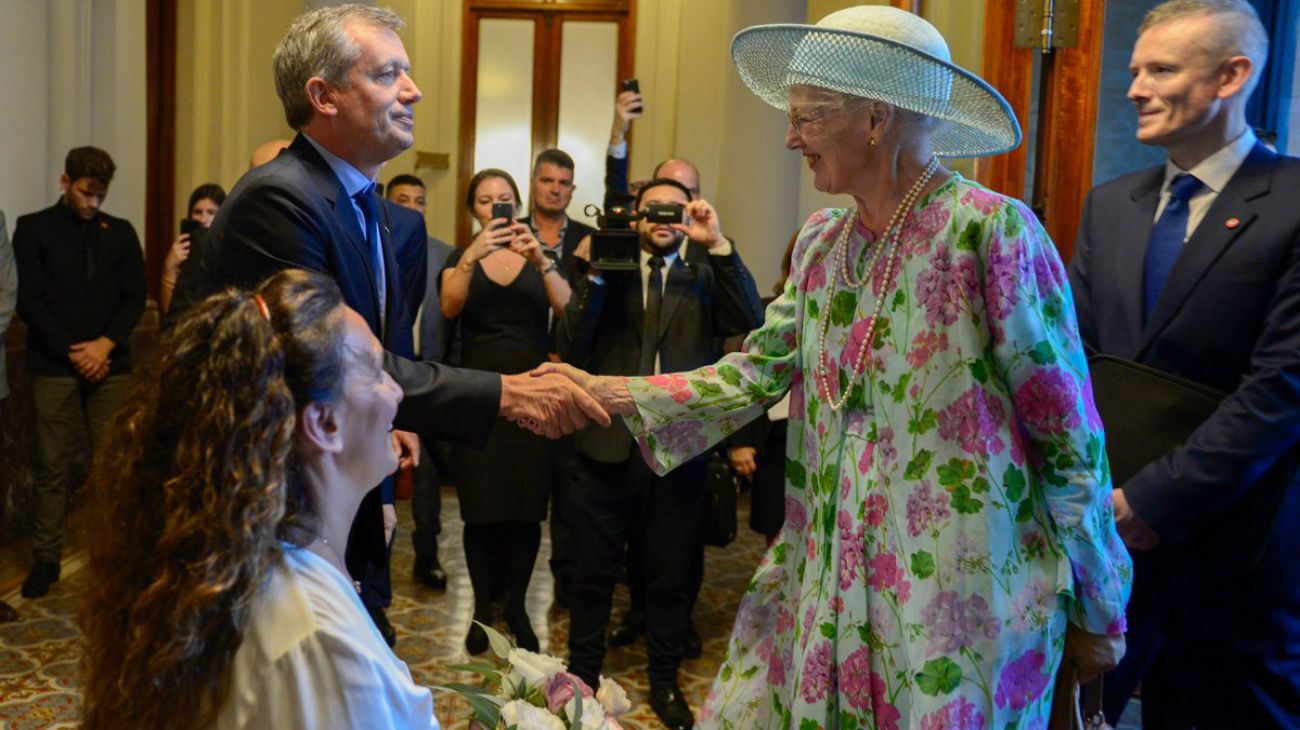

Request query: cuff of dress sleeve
[{"left": 608, "top": 141, "right": 627, "bottom": 159}]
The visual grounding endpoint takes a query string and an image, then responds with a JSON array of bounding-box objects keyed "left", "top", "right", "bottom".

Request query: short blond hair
[{"left": 1140, "top": 0, "right": 1269, "bottom": 96}]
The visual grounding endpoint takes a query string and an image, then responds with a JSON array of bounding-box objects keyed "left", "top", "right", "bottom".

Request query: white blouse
[{"left": 214, "top": 544, "right": 439, "bottom": 729}]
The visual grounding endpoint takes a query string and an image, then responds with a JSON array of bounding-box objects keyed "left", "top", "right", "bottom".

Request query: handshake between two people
[{"left": 499, "top": 363, "right": 636, "bottom": 438}]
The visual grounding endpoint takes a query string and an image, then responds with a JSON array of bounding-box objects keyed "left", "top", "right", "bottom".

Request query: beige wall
[{"left": 0, "top": 0, "right": 147, "bottom": 236}]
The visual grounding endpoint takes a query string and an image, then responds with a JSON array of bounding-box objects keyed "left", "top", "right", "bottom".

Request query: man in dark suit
[
  {"left": 386, "top": 173, "right": 453, "bottom": 591},
  {"left": 201, "top": 5, "right": 608, "bottom": 642},
  {"left": 1068, "top": 1, "right": 1300, "bottom": 725},
  {"left": 555, "top": 178, "right": 763, "bottom": 729}
]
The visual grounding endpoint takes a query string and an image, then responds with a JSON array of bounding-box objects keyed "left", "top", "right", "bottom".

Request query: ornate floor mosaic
[{"left": 0, "top": 489, "right": 770, "bottom": 729}]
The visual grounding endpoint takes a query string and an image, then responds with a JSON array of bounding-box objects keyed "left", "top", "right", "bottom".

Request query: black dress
[{"left": 445, "top": 249, "right": 552, "bottom": 524}]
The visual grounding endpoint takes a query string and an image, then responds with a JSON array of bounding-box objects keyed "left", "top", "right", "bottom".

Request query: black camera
[{"left": 584, "top": 203, "right": 684, "bottom": 271}]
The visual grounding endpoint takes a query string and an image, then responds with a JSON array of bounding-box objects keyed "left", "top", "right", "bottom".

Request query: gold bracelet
[{"left": 458, "top": 259, "right": 474, "bottom": 274}]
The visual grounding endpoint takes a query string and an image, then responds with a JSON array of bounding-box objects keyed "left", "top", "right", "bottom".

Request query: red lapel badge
[{"left": 1225, "top": 217, "right": 1241, "bottom": 229}]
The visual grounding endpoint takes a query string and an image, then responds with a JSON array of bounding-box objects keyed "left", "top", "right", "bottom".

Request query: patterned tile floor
[{"left": 0, "top": 488, "right": 770, "bottom": 729}]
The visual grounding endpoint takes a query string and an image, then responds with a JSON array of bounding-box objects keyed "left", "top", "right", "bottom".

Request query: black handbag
[{"left": 702, "top": 450, "right": 739, "bottom": 547}]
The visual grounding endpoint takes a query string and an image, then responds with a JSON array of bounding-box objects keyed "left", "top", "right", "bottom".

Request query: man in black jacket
[
  {"left": 555, "top": 178, "right": 763, "bottom": 729},
  {"left": 13, "top": 146, "right": 145, "bottom": 598}
]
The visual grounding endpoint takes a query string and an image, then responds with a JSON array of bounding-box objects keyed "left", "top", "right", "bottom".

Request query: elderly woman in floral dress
[{"left": 540, "top": 6, "right": 1131, "bottom": 728}]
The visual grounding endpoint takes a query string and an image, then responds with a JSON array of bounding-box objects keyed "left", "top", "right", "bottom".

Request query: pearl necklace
[{"left": 815, "top": 157, "right": 940, "bottom": 412}]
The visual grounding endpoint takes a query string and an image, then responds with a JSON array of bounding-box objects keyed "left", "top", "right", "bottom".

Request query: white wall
[
  {"left": 0, "top": 0, "right": 52, "bottom": 221},
  {"left": 0, "top": 0, "right": 147, "bottom": 240}
]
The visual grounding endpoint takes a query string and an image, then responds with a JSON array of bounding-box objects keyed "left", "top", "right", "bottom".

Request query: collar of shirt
[
  {"left": 640, "top": 246, "right": 680, "bottom": 307},
  {"left": 528, "top": 215, "right": 568, "bottom": 252},
  {"left": 1161, "top": 127, "right": 1257, "bottom": 198},
  {"left": 303, "top": 133, "right": 375, "bottom": 199},
  {"left": 54, "top": 199, "right": 99, "bottom": 225},
  {"left": 640, "top": 246, "right": 680, "bottom": 273}
]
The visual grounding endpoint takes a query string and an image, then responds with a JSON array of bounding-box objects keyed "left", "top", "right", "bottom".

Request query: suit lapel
[
  {"left": 1121, "top": 168, "right": 1164, "bottom": 347},
  {"left": 296, "top": 135, "right": 383, "bottom": 333},
  {"left": 378, "top": 201, "right": 399, "bottom": 344},
  {"left": 1137, "top": 144, "right": 1275, "bottom": 358}
]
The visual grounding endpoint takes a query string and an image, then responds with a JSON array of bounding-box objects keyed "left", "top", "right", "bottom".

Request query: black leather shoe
[
  {"left": 21, "top": 560, "right": 60, "bottom": 599},
  {"left": 648, "top": 684, "right": 694, "bottom": 730},
  {"left": 608, "top": 608, "right": 643, "bottom": 648},
  {"left": 683, "top": 621, "right": 703, "bottom": 659},
  {"left": 466, "top": 615, "right": 491, "bottom": 655},
  {"left": 367, "top": 605, "right": 397, "bottom": 648},
  {"left": 413, "top": 554, "right": 447, "bottom": 591},
  {"left": 506, "top": 609, "right": 539, "bottom": 652}
]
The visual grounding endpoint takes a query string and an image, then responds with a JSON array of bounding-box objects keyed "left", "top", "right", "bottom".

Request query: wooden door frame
[
  {"left": 145, "top": 0, "right": 178, "bottom": 304},
  {"left": 457, "top": 0, "right": 634, "bottom": 247},
  {"left": 976, "top": 0, "right": 1106, "bottom": 262}
]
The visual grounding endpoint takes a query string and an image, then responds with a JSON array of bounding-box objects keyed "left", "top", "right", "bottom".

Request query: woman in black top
[{"left": 441, "top": 169, "right": 571, "bottom": 654}]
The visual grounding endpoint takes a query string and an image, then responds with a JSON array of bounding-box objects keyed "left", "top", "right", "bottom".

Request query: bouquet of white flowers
[{"left": 437, "top": 622, "right": 632, "bottom": 730}]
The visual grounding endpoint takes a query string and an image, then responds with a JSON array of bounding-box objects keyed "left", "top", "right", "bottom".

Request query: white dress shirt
[{"left": 1156, "top": 128, "right": 1257, "bottom": 241}]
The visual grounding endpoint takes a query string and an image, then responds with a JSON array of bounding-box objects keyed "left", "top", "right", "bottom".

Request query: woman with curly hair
[{"left": 79, "top": 269, "right": 438, "bottom": 729}]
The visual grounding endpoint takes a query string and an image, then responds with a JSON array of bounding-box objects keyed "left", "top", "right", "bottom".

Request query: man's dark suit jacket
[
  {"left": 201, "top": 133, "right": 500, "bottom": 445},
  {"left": 554, "top": 241, "right": 763, "bottom": 463},
  {"left": 1068, "top": 142, "right": 1300, "bottom": 722},
  {"left": 201, "top": 133, "right": 501, "bottom": 595}
]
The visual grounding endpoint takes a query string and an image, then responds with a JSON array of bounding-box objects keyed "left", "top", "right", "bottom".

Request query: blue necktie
[
  {"left": 353, "top": 184, "right": 386, "bottom": 323},
  {"left": 1142, "top": 173, "right": 1203, "bottom": 321}
]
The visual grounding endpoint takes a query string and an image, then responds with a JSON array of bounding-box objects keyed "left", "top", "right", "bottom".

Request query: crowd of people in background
[{"left": 1, "top": 0, "right": 1298, "bottom": 728}]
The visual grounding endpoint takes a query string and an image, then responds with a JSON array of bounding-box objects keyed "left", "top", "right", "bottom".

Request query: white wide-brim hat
[{"left": 731, "top": 6, "right": 1021, "bottom": 158}]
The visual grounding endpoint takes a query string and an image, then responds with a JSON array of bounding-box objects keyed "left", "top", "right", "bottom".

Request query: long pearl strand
[{"left": 815, "top": 157, "right": 940, "bottom": 412}]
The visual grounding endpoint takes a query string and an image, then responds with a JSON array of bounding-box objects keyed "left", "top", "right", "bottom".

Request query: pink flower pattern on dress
[
  {"left": 921, "top": 697, "right": 987, "bottom": 730},
  {"left": 622, "top": 179, "right": 1131, "bottom": 729},
  {"left": 907, "top": 330, "right": 950, "bottom": 369},
  {"left": 938, "top": 385, "right": 1008, "bottom": 457},
  {"left": 800, "top": 640, "right": 835, "bottom": 704},
  {"left": 907, "top": 481, "right": 952, "bottom": 537},
  {"left": 916, "top": 245, "right": 979, "bottom": 327},
  {"left": 994, "top": 649, "right": 1051, "bottom": 711},
  {"left": 1014, "top": 367, "right": 1082, "bottom": 436}
]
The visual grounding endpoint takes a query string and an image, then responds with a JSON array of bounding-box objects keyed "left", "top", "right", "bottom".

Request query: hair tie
[{"left": 252, "top": 294, "right": 271, "bottom": 322}]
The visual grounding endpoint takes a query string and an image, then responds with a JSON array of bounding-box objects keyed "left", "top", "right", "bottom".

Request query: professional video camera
[{"left": 583, "top": 202, "right": 684, "bottom": 271}]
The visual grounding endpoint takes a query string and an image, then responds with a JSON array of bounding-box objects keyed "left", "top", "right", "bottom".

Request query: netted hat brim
[{"left": 732, "top": 24, "right": 1021, "bottom": 158}]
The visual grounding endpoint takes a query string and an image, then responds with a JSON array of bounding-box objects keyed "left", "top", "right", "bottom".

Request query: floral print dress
[{"left": 623, "top": 174, "right": 1132, "bottom": 729}]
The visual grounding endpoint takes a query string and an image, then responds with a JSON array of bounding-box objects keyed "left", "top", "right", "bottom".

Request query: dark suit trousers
[
  {"left": 410, "top": 436, "right": 446, "bottom": 559},
  {"left": 349, "top": 481, "right": 392, "bottom": 611},
  {"left": 1130, "top": 481, "right": 1300, "bottom": 729},
  {"left": 567, "top": 453, "right": 705, "bottom": 687}
]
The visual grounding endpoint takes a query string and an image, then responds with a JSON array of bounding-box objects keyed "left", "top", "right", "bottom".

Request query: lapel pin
[{"left": 1225, "top": 217, "right": 1240, "bottom": 229}]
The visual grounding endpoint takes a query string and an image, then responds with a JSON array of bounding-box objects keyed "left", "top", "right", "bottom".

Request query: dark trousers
[
  {"left": 1111, "top": 504, "right": 1300, "bottom": 729},
  {"left": 350, "top": 482, "right": 393, "bottom": 612},
  {"left": 463, "top": 521, "right": 542, "bottom": 622},
  {"left": 567, "top": 453, "right": 705, "bottom": 688},
  {"left": 410, "top": 437, "right": 446, "bottom": 560},
  {"left": 1103, "top": 551, "right": 1173, "bottom": 726},
  {"left": 31, "top": 374, "right": 130, "bottom": 562},
  {"left": 548, "top": 437, "right": 576, "bottom": 593}
]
